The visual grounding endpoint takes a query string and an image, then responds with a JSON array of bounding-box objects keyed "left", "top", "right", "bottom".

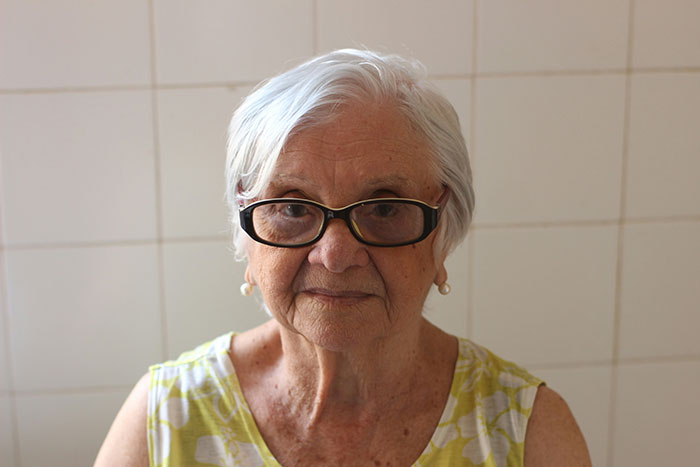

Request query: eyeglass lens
[{"left": 251, "top": 201, "right": 426, "bottom": 246}]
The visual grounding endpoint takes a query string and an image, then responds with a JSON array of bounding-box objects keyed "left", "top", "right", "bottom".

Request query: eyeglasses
[{"left": 239, "top": 195, "right": 445, "bottom": 248}]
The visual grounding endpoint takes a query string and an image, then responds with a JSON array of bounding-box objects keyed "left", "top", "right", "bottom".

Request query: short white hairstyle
[{"left": 226, "top": 49, "right": 475, "bottom": 261}]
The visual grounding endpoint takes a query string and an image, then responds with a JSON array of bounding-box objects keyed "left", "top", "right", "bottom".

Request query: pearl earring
[
  {"left": 240, "top": 282, "right": 254, "bottom": 297},
  {"left": 438, "top": 282, "right": 451, "bottom": 295}
]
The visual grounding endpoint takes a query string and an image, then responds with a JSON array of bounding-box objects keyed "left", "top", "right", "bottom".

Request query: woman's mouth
[{"left": 302, "top": 288, "right": 373, "bottom": 305}]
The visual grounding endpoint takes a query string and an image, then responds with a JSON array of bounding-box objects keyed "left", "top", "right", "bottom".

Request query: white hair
[{"left": 225, "top": 49, "right": 475, "bottom": 261}]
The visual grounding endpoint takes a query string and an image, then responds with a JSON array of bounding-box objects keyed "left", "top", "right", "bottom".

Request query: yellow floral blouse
[{"left": 147, "top": 333, "right": 542, "bottom": 466}]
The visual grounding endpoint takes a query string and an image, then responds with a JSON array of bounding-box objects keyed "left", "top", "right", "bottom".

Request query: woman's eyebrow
[
  {"left": 269, "top": 173, "right": 317, "bottom": 189},
  {"left": 363, "top": 175, "right": 419, "bottom": 191}
]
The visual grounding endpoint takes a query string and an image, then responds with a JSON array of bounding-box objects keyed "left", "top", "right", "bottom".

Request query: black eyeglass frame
[{"left": 239, "top": 197, "right": 444, "bottom": 248}]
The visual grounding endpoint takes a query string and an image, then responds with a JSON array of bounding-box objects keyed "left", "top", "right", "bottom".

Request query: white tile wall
[
  {"left": 153, "top": 0, "right": 314, "bottom": 84},
  {"left": 317, "top": 0, "right": 474, "bottom": 75},
  {"left": 534, "top": 366, "right": 611, "bottom": 467},
  {"left": 158, "top": 86, "right": 252, "bottom": 239},
  {"left": 424, "top": 240, "right": 470, "bottom": 338},
  {"left": 613, "top": 361, "right": 700, "bottom": 466},
  {"left": 1, "top": 2, "right": 699, "bottom": 466},
  {"left": 163, "top": 241, "right": 268, "bottom": 358},
  {"left": 0, "top": 395, "right": 16, "bottom": 467},
  {"left": 15, "top": 390, "right": 128, "bottom": 467},
  {"left": 6, "top": 246, "right": 162, "bottom": 391},
  {"left": 0, "top": 91, "right": 157, "bottom": 245},
  {"left": 478, "top": 0, "right": 629, "bottom": 73},
  {"left": 473, "top": 75, "right": 625, "bottom": 224},
  {"left": 0, "top": 0, "right": 151, "bottom": 89},
  {"left": 632, "top": 0, "right": 700, "bottom": 68},
  {"left": 619, "top": 222, "right": 700, "bottom": 359},
  {"left": 626, "top": 73, "right": 700, "bottom": 218},
  {"left": 472, "top": 226, "right": 617, "bottom": 366}
]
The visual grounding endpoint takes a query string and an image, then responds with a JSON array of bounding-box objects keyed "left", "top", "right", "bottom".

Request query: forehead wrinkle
[
  {"left": 283, "top": 139, "right": 416, "bottom": 164},
  {"left": 271, "top": 151, "right": 434, "bottom": 199}
]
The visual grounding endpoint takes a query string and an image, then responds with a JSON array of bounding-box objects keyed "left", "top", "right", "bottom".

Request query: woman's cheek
[{"left": 250, "top": 247, "right": 306, "bottom": 307}]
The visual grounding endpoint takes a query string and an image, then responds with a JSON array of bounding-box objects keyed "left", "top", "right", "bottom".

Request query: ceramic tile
[
  {"left": 478, "top": 0, "right": 629, "bottom": 73},
  {"left": 613, "top": 360, "right": 700, "bottom": 466},
  {"left": 534, "top": 366, "right": 611, "bottom": 467},
  {"left": 473, "top": 75, "right": 625, "bottom": 224},
  {"left": 0, "top": 395, "right": 16, "bottom": 467},
  {"left": 6, "top": 245, "right": 162, "bottom": 391},
  {"left": 16, "top": 389, "right": 128, "bottom": 467},
  {"left": 153, "top": 0, "right": 313, "bottom": 84},
  {"left": 632, "top": 0, "right": 700, "bottom": 68},
  {"left": 0, "top": 0, "right": 150, "bottom": 89},
  {"left": 431, "top": 78, "right": 472, "bottom": 144},
  {"left": 424, "top": 240, "right": 470, "bottom": 339},
  {"left": 619, "top": 222, "right": 700, "bottom": 359},
  {"left": 472, "top": 226, "right": 617, "bottom": 366},
  {"left": 626, "top": 73, "right": 700, "bottom": 218},
  {"left": 317, "top": 0, "right": 474, "bottom": 75},
  {"left": 0, "top": 91, "right": 157, "bottom": 245},
  {"left": 158, "top": 86, "right": 252, "bottom": 239},
  {"left": 163, "top": 241, "right": 269, "bottom": 358}
]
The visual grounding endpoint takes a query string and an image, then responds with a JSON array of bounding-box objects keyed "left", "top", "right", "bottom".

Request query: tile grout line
[
  {"left": 0, "top": 216, "right": 698, "bottom": 253},
  {"left": 311, "top": 0, "right": 319, "bottom": 55},
  {"left": 525, "top": 354, "right": 700, "bottom": 373},
  {"left": 148, "top": 0, "right": 169, "bottom": 361},
  {"left": 0, "top": 140, "right": 22, "bottom": 465},
  {"left": 618, "top": 354, "right": 700, "bottom": 366},
  {"left": 11, "top": 385, "right": 135, "bottom": 398},
  {"left": 607, "top": 1, "right": 636, "bottom": 465},
  {"left": 0, "top": 81, "right": 264, "bottom": 95},
  {"left": 471, "top": 215, "right": 700, "bottom": 230},
  {"left": 466, "top": 0, "right": 480, "bottom": 341},
  {"left": 0, "top": 235, "right": 230, "bottom": 251},
  {"left": 2, "top": 67, "right": 700, "bottom": 96}
]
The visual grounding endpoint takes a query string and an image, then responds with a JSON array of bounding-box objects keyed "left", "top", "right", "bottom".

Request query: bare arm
[
  {"left": 94, "top": 373, "right": 150, "bottom": 467},
  {"left": 524, "top": 385, "right": 592, "bottom": 467}
]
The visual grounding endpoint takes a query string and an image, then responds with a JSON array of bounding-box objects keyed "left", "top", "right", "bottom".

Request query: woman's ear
[
  {"left": 244, "top": 265, "right": 256, "bottom": 286},
  {"left": 433, "top": 260, "right": 448, "bottom": 287}
]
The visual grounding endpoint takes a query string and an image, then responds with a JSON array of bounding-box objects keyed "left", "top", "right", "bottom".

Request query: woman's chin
[{"left": 284, "top": 299, "right": 393, "bottom": 351}]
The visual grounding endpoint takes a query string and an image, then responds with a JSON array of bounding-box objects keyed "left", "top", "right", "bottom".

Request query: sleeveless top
[{"left": 147, "top": 333, "right": 543, "bottom": 466}]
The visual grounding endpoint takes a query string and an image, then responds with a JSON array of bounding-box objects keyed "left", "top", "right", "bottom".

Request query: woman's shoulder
[
  {"left": 524, "top": 386, "right": 592, "bottom": 466},
  {"left": 94, "top": 373, "right": 151, "bottom": 466}
]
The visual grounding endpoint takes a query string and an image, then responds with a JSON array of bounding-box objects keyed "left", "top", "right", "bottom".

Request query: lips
[
  {"left": 301, "top": 287, "right": 374, "bottom": 305},
  {"left": 292, "top": 266, "right": 383, "bottom": 302},
  {"left": 304, "top": 288, "right": 372, "bottom": 298}
]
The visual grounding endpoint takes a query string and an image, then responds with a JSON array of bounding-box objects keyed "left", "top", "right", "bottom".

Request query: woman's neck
[{"left": 276, "top": 318, "right": 453, "bottom": 428}]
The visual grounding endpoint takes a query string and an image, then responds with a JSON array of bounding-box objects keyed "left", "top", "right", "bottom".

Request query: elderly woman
[{"left": 97, "top": 49, "right": 590, "bottom": 466}]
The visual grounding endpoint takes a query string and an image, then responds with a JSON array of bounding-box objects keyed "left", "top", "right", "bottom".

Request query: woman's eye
[
  {"left": 373, "top": 204, "right": 397, "bottom": 217},
  {"left": 282, "top": 204, "right": 308, "bottom": 218}
]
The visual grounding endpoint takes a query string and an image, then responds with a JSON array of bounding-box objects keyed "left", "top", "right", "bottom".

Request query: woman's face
[{"left": 245, "top": 101, "right": 446, "bottom": 351}]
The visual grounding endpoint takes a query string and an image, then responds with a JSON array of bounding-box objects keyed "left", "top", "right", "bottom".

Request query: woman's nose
[{"left": 306, "top": 219, "right": 370, "bottom": 273}]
